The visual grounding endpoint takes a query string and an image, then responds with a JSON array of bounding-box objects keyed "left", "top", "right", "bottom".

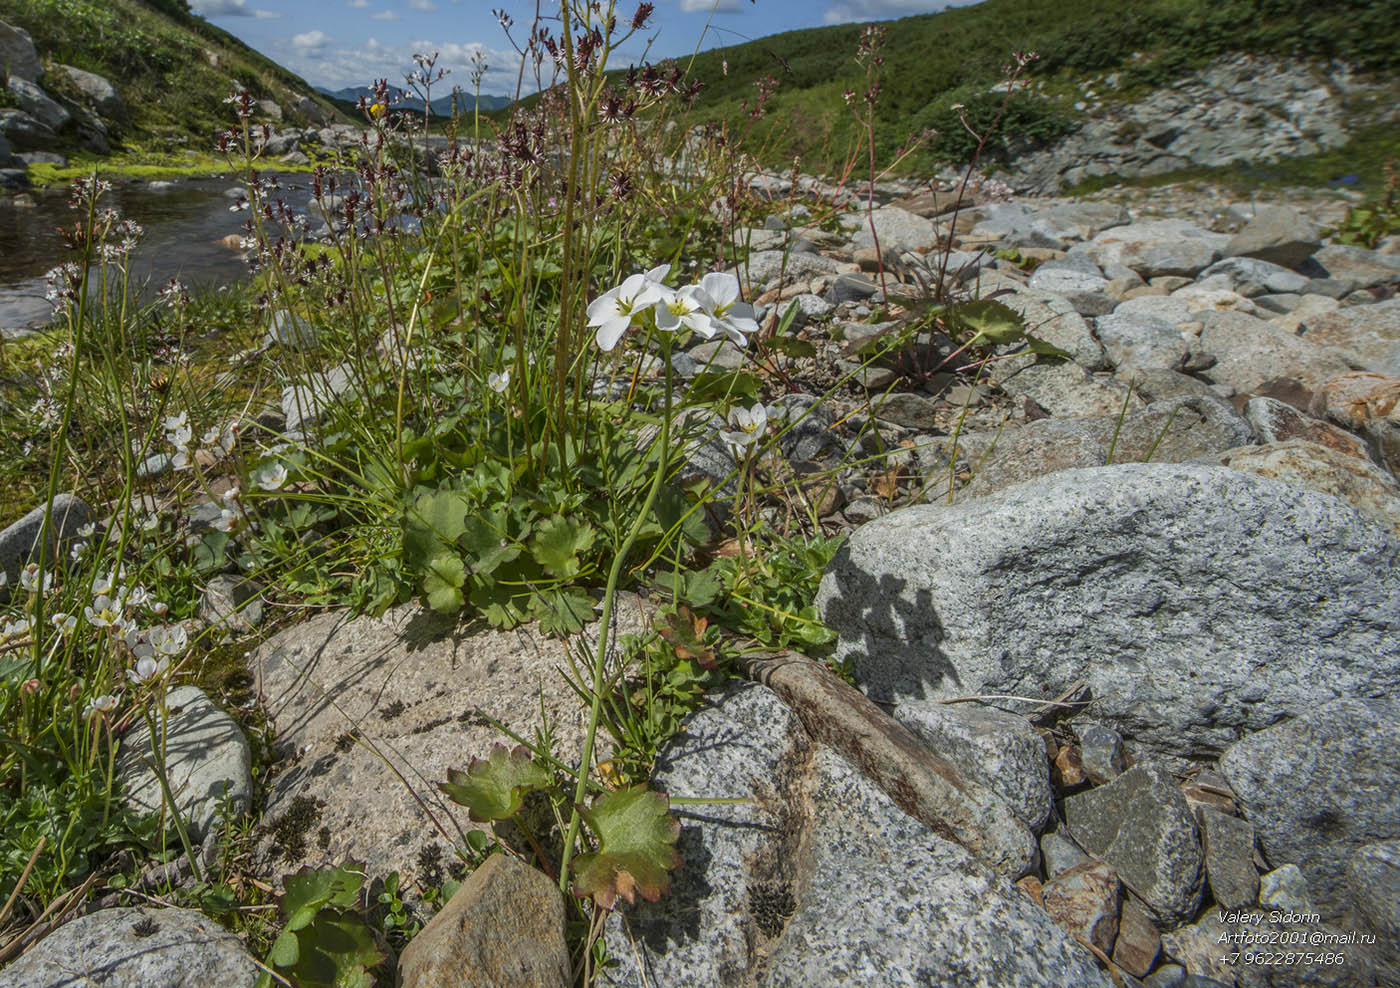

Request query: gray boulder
[
  {"left": 1295, "top": 297, "right": 1400, "bottom": 376},
  {"left": 1079, "top": 220, "right": 1228, "bottom": 279},
  {"left": 736, "top": 249, "right": 844, "bottom": 289},
  {"left": 0, "top": 20, "right": 41, "bottom": 81},
  {"left": 815, "top": 463, "right": 1400, "bottom": 760},
  {"left": 0, "top": 493, "right": 95, "bottom": 589},
  {"left": 1197, "top": 256, "right": 1310, "bottom": 297},
  {"left": 0, "top": 906, "right": 260, "bottom": 987},
  {"left": 116, "top": 686, "right": 252, "bottom": 841},
  {"left": 1029, "top": 255, "right": 1116, "bottom": 316},
  {"left": 1219, "top": 698, "right": 1400, "bottom": 923},
  {"left": 1300, "top": 244, "right": 1400, "bottom": 293},
  {"left": 601, "top": 682, "right": 1112, "bottom": 987},
  {"left": 0, "top": 107, "right": 57, "bottom": 150},
  {"left": 1198, "top": 309, "right": 1354, "bottom": 393},
  {"left": 52, "top": 63, "right": 124, "bottom": 117},
  {"left": 1346, "top": 840, "right": 1400, "bottom": 975},
  {"left": 892, "top": 701, "right": 1053, "bottom": 830},
  {"left": 6, "top": 76, "right": 69, "bottom": 131},
  {"left": 850, "top": 204, "right": 937, "bottom": 251},
  {"left": 1222, "top": 205, "right": 1321, "bottom": 270},
  {"left": 1096, "top": 310, "right": 1190, "bottom": 372},
  {"left": 1064, "top": 763, "right": 1204, "bottom": 925}
]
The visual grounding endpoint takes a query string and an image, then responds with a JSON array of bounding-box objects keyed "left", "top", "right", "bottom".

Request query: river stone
[
  {"left": 1295, "top": 297, "right": 1400, "bottom": 376},
  {"left": 1080, "top": 220, "right": 1227, "bottom": 279},
  {"left": 0, "top": 107, "right": 55, "bottom": 150},
  {"left": 1197, "top": 256, "right": 1311, "bottom": 297},
  {"left": 252, "top": 596, "right": 652, "bottom": 890},
  {"left": 737, "top": 249, "right": 844, "bottom": 289},
  {"left": 1123, "top": 368, "right": 1220, "bottom": 402},
  {"left": 815, "top": 462, "right": 1400, "bottom": 760},
  {"left": 1219, "top": 698, "right": 1400, "bottom": 924},
  {"left": 1346, "top": 841, "right": 1400, "bottom": 972},
  {"left": 1063, "top": 763, "right": 1204, "bottom": 925},
  {"left": 601, "top": 682, "right": 1112, "bottom": 988},
  {"left": 1300, "top": 244, "right": 1400, "bottom": 293},
  {"left": 199, "top": 574, "right": 265, "bottom": 633},
  {"left": 1041, "top": 860, "right": 1122, "bottom": 955},
  {"left": 1259, "top": 863, "right": 1313, "bottom": 913},
  {"left": 7, "top": 76, "right": 70, "bottom": 132},
  {"left": 1161, "top": 909, "right": 1377, "bottom": 988},
  {"left": 989, "top": 360, "right": 1135, "bottom": 418},
  {"left": 1097, "top": 311, "right": 1190, "bottom": 372},
  {"left": 1223, "top": 205, "right": 1321, "bottom": 269},
  {"left": 116, "top": 685, "right": 252, "bottom": 841},
  {"left": 0, "top": 21, "right": 41, "bottom": 82},
  {"left": 1211, "top": 440, "right": 1400, "bottom": 538},
  {"left": 52, "top": 63, "right": 125, "bottom": 117},
  {"left": 1041, "top": 830, "right": 1091, "bottom": 878},
  {"left": 1198, "top": 309, "right": 1354, "bottom": 393},
  {"left": 398, "top": 854, "right": 569, "bottom": 988},
  {"left": 958, "top": 396, "right": 1253, "bottom": 500},
  {"left": 1308, "top": 371, "right": 1400, "bottom": 475},
  {"left": 1075, "top": 723, "right": 1127, "bottom": 785},
  {"left": 993, "top": 280, "right": 1106, "bottom": 370},
  {"left": 1199, "top": 807, "right": 1259, "bottom": 911},
  {"left": 891, "top": 701, "right": 1052, "bottom": 830},
  {"left": 281, "top": 364, "right": 354, "bottom": 440},
  {"left": 766, "top": 393, "right": 843, "bottom": 462},
  {"left": 1242, "top": 396, "right": 1371, "bottom": 459},
  {"left": 1028, "top": 256, "right": 1116, "bottom": 316},
  {"left": 0, "top": 493, "right": 95, "bottom": 590},
  {"left": 1113, "top": 899, "right": 1162, "bottom": 978},
  {"left": 0, "top": 906, "right": 259, "bottom": 987},
  {"left": 850, "top": 205, "right": 937, "bottom": 251}
]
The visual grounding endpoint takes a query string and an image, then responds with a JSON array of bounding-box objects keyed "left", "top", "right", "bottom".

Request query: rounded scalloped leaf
[
  {"left": 439, "top": 743, "right": 552, "bottom": 822},
  {"left": 572, "top": 785, "right": 683, "bottom": 910}
]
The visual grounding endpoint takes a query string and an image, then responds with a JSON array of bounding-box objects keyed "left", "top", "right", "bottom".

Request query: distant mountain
[{"left": 316, "top": 86, "right": 511, "bottom": 116}]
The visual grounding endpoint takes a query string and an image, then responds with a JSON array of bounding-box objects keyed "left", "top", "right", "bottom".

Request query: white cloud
[
  {"left": 348, "top": 0, "right": 370, "bottom": 6},
  {"left": 822, "top": 0, "right": 980, "bottom": 23},
  {"left": 276, "top": 35, "right": 525, "bottom": 95},
  {"left": 373, "top": 8, "right": 398, "bottom": 18},
  {"left": 292, "top": 30, "right": 331, "bottom": 52},
  {"left": 407, "top": 0, "right": 438, "bottom": 9},
  {"left": 253, "top": 8, "right": 280, "bottom": 17},
  {"left": 679, "top": 0, "right": 746, "bottom": 11}
]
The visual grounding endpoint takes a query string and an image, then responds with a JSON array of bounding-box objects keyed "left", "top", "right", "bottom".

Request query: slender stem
[{"left": 558, "top": 337, "right": 673, "bottom": 894}]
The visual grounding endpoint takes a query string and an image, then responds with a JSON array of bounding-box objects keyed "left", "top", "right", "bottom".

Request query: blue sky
[{"left": 189, "top": 0, "right": 982, "bottom": 95}]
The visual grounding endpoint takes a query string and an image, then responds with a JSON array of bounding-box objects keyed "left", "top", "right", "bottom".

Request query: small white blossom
[
  {"left": 257, "top": 463, "right": 288, "bottom": 491},
  {"left": 84, "top": 595, "right": 122, "bottom": 628},
  {"left": 487, "top": 370, "right": 510, "bottom": 393},
  {"left": 84, "top": 694, "right": 120, "bottom": 718},
  {"left": 222, "top": 485, "right": 242, "bottom": 503},
  {"left": 77, "top": 523, "right": 96, "bottom": 538},
  {"left": 1, "top": 617, "right": 32, "bottom": 641},
  {"left": 719, "top": 403, "right": 769, "bottom": 457},
  {"left": 149, "top": 624, "right": 188, "bottom": 657},
  {"left": 20, "top": 563, "right": 51, "bottom": 594},
  {"left": 50, "top": 612, "right": 77, "bottom": 635},
  {"left": 127, "top": 655, "right": 169, "bottom": 685},
  {"left": 586, "top": 265, "right": 669, "bottom": 352},
  {"left": 212, "top": 508, "right": 240, "bottom": 533}
]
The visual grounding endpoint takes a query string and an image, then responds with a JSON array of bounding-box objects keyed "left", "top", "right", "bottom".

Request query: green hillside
[
  {"left": 662, "top": 0, "right": 1398, "bottom": 172},
  {"left": 0, "top": 0, "right": 339, "bottom": 148}
]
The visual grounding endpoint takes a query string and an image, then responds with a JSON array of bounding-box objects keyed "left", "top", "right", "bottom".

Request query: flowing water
[{"left": 0, "top": 173, "right": 323, "bottom": 338}]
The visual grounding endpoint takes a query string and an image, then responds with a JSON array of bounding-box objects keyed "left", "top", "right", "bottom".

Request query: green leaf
[
  {"left": 280, "top": 864, "right": 365, "bottom": 933},
  {"left": 530, "top": 588, "right": 595, "bottom": 637},
  {"left": 269, "top": 929, "right": 301, "bottom": 967},
  {"left": 468, "top": 582, "right": 529, "bottom": 629},
  {"left": 767, "top": 336, "right": 817, "bottom": 358},
  {"left": 422, "top": 552, "right": 466, "bottom": 614},
  {"left": 679, "top": 566, "right": 723, "bottom": 609},
  {"left": 1022, "top": 334, "right": 1073, "bottom": 360},
  {"left": 572, "top": 785, "right": 683, "bottom": 910},
  {"left": 460, "top": 508, "right": 520, "bottom": 575},
  {"left": 439, "top": 744, "right": 553, "bottom": 823},
  {"left": 193, "top": 531, "right": 229, "bottom": 575},
  {"left": 403, "top": 490, "right": 470, "bottom": 569},
  {"left": 285, "top": 909, "right": 382, "bottom": 988},
  {"left": 530, "top": 516, "right": 596, "bottom": 579},
  {"left": 955, "top": 298, "right": 1026, "bottom": 346},
  {"left": 686, "top": 371, "right": 761, "bottom": 403}
]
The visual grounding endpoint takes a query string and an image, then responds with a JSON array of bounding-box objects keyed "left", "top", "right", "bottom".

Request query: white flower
[
  {"left": 77, "top": 523, "right": 96, "bottom": 538},
  {"left": 586, "top": 265, "right": 669, "bottom": 352},
  {"left": 70, "top": 541, "right": 89, "bottom": 562},
  {"left": 140, "top": 513, "right": 161, "bottom": 533},
  {"left": 91, "top": 572, "right": 114, "bottom": 597},
  {"left": 123, "top": 585, "right": 152, "bottom": 609},
  {"left": 222, "top": 485, "right": 242, "bottom": 503},
  {"left": 212, "top": 508, "right": 240, "bottom": 533},
  {"left": 128, "top": 655, "right": 169, "bottom": 685},
  {"left": 653, "top": 284, "right": 715, "bottom": 338},
  {"left": 167, "top": 423, "right": 193, "bottom": 449},
  {"left": 0, "top": 617, "right": 31, "bottom": 641},
  {"left": 719, "top": 402, "right": 769, "bottom": 456},
  {"left": 0, "top": 572, "right": 6, "bottom": 589},
  {"left": 50, "top": 612, "right": 77, "bottom": 635},
  {"left": 19, "top": 563, "right": 51, "bottom": 594},
  {"left": 84, "top": 694, "right": 120, "bottom": 718},
  {"left": 257, "top": 463, "right": 288, "bottom": 491},
  {"left": 163, "top": 412, "right": 188, "bottom": 432},
  {"left": 487, "top": 370, "right": 510, "bottom": 393},
  {"left": 85, "top": 594, "right": 122, "bottom": 628},
  {"left": 694, "top": 273, "right": 759, "bottom": 346},
  {"left": 149, "top": 623, "right": 188, "bottom": 657},
  {"left": 151, "top": 601, "right": 168, "bottom": 618}
]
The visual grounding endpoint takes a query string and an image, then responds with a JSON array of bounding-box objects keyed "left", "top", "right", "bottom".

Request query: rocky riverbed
[{"left": 4, "top": 164, "right": 1399, "bottom": 987}]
